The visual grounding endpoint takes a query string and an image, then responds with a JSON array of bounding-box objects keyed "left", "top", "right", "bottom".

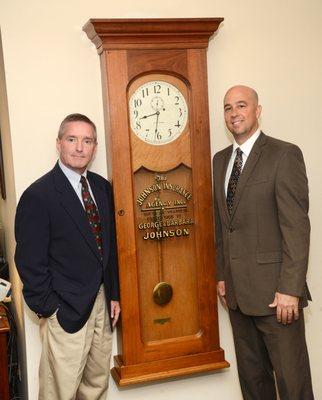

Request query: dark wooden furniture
[
  {"left": 0, "top": 304, "right": 10, "bottom": 400},
  {"left": 83, "top": 18, "right": 229, "bottom": 386}
]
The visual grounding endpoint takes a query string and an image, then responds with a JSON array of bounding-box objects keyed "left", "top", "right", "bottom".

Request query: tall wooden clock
[{"left": 83, "top": 18, "right": 229, "bottom": 386}]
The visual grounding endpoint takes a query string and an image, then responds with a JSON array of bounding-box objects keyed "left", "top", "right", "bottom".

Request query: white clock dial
[{"left": 129, "top": 80, "right": 188, "bottom": 145}]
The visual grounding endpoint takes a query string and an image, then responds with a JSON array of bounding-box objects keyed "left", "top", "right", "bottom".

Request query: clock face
[{"left": 129, "top": 80, "right": 188, "bottom": 145}]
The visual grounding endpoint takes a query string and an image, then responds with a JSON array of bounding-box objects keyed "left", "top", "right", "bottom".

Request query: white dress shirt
[
  {"left": 58, "top": 160, "right": 97, "bottom": 208},
  {"left": 224, "top": 129, "right": 261, "bottom": 196}
]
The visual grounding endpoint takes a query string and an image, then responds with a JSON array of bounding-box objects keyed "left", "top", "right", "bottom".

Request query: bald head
[
  {"left": 224, "top": 85, "right": 259, "bottom": 107},
  {"left": 223, "top": 85, "right": 262, "bottom": 145}
]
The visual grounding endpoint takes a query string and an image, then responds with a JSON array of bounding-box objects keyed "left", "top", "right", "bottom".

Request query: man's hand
[
  {"left": 110, "top": 300, "right": 121, "bottom": 328},
  {"left": 269, "top": 292, "right": 299, "bottom": 324},
  {"left": 217, "top": 280, "right": 227, "bottom": 307}
]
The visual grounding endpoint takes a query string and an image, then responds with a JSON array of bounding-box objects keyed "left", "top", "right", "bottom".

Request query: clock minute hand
[
  {"left": 140, "top": 112, "right": 158, "bottom": 119},
  {"left": 154, "top": 111, "right": 160, "bottom": 140}
]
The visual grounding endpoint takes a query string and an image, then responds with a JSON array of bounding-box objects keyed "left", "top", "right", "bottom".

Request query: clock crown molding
[{"left": 83, "top": 18, "right": 224, "bottom": 53}]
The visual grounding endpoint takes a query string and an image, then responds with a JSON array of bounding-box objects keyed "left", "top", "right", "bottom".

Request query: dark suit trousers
[{"left": 229, "top": 308, "right": 314, "bottom": 400}]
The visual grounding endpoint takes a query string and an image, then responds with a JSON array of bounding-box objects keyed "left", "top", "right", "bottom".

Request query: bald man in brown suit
[{"left": 213, "top": 85, "right": 314, "bottom": 399}]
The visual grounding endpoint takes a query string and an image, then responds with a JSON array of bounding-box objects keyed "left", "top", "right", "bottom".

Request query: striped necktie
[{"left": 226, "top": 147, "right": 243, "bottom": 216}]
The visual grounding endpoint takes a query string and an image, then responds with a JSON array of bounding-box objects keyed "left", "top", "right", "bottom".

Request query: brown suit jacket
[{"left": 213, "top": 132, "right": 311, "bottom": 316}]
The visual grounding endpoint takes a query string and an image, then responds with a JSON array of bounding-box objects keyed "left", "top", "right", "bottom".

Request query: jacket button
[{"left": 229, "top": 227, "right": 234, "bottom": 233}]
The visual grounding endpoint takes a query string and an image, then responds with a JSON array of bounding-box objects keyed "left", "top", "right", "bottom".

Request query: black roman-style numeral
[
  {"left": 134, "top": 99, "right": 142, "bottom": 107},
  {"left": 141, "top": 88, "right": 149, "bottom": 98},
  {"left": 154, "top": 84, "right": 161, "bottom": 94}
]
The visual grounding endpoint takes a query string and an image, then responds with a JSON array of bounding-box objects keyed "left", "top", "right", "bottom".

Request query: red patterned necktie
[
  {"left": 226, "top": 147, "right": 243, "bottom": 216},
  {"left": 80, "top": 176, "right": 103, "bottom": 257}
]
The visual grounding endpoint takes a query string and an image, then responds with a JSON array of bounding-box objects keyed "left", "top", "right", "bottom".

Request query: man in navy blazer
[{"left": 15, "top": 113, "right": 120, "bottom": 399}]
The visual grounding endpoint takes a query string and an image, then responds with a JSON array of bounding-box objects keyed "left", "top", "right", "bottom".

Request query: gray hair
[{"left": 58, "top": 113, "right": 97, "bottom": 141}]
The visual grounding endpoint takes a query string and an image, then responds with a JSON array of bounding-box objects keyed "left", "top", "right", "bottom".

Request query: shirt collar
[
  {"left": 232, "top": 129, "right": 261, "bottom": 157},
  {"left": 58, "top": 159, "right": 87, "bottom": 190}
]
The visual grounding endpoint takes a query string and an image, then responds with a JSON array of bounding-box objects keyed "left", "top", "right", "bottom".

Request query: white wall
[{"left": 0, "top": 1, "right": 321, "bottom": 399}]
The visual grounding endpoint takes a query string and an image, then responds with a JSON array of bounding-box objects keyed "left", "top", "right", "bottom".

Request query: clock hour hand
[{"left": 140, "top": 112, "right": 158, "bottom": 119}]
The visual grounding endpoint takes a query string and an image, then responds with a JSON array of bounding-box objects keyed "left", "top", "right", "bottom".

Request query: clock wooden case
[{"left": 83, "top": 18, "right": 229, "bottom": 386}]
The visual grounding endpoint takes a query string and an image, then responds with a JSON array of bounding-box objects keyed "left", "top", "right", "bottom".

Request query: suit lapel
[
  {"left": 219, "top": 146, "right": 233, "bottom": 223},
  {"left": 230, "top": 132, "right": 266, "bottom": 221},
  {"left": 53, "top": 164, "right": 102, "bottom": 263}
]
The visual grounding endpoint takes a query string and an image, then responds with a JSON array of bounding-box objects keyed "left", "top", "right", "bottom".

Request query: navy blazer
[{"left": 15, "top": 163, "right": 119, "bottom": 333}]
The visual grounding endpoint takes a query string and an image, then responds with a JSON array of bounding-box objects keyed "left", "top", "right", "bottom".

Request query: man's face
[
  {"left": 224, "top": 86, "right": 262, "bottom": 144},
  {"left": 56, "top": 121, "right": 97, "bottom": 174}
]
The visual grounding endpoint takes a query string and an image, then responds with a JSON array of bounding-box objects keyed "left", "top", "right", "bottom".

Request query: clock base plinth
[{"left": 111, "top": 351, "right": 229, "bottom": 386}]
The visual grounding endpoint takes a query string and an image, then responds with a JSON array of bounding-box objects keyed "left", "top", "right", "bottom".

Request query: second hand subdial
[{"left": 151, "top": 96, "right": 165, "bottom": 111}]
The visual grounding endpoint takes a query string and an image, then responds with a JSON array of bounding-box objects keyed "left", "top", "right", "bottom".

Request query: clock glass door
[{"left": 128, "top": 74, "right": 199, "bottom": 343}]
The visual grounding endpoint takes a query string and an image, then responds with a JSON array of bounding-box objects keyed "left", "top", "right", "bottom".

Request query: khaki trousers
[{"left": 39, "top": 286, "right": 113, "bottom": 400}]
